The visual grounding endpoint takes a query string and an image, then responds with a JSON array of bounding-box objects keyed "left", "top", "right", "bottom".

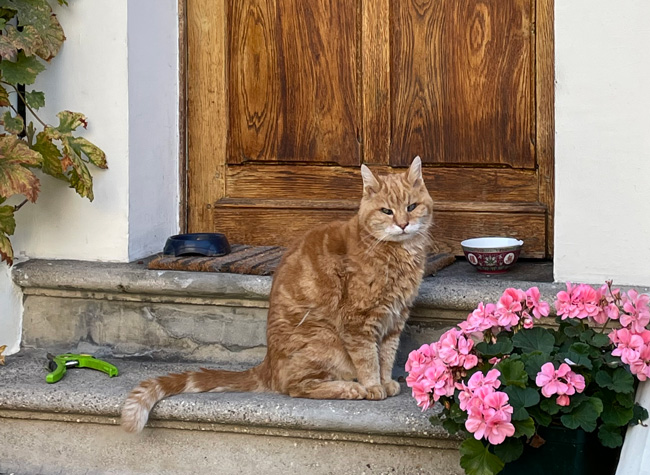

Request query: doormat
[{"left": 148, "top": 244, "right": 455, "bottom": 277}]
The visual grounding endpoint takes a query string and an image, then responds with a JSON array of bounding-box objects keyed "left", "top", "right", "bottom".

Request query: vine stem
[
  {"left": 1, "top": 81, "right": 48, "bottom": 128},
  {"left": 13, "top": 198, "right": 29, "bottom": 212}
]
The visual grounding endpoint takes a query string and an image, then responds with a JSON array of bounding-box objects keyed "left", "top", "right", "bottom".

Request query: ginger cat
[{"left": 121, "top": 156, "right": 434, "bottom": 433}]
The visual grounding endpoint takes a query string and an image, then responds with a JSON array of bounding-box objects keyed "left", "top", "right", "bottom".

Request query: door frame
[{"left": 181, "top": 0, "right": 555, "bottom": 257}]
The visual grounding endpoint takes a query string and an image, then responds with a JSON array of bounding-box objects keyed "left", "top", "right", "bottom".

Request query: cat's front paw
[
  {"left": 382, "top": 379, "right": 401, "bottom": 397},
  {"left": 364, "top": 384, "right": 387, "bottom": 400}
]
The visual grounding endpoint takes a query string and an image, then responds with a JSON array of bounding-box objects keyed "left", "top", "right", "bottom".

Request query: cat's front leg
[
  {"left": 342, "top": 319, "right": 386, "bottom": 400},
  {"left": 379, "top": 325, "right": 405, "bottom": 397}
]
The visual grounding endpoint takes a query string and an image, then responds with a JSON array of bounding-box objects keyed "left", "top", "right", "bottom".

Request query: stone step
[
  {"left": 0, "top": 350, "right": 462, "bottom": 475},
  {"left": 12, "top": 258, "right": 557, "bottom": 366}
]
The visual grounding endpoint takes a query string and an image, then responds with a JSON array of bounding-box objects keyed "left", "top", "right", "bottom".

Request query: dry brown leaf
[{"left": 0, "top": 345, "right": 6, "bottom": 365}]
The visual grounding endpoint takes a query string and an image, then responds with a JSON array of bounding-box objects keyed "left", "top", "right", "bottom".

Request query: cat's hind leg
[{"left": 287, "top": 379, "right": 367, "bottom": 400}]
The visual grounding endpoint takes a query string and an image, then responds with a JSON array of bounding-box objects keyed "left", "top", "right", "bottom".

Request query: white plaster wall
[
  {"left": 12, "top": 1, "right": 130, "bottom": 262},
  {"left": 1, "top": 0, "right": 179, "bottom": 353},
  {"left": 554, "top": 0, "right": 650, "bottom": 287},
  {"left": 127, "top": 0, "right": 180, "bottom": 260},
  {"left": 0, "top": 263, "right": 22, "bottom": 354}
]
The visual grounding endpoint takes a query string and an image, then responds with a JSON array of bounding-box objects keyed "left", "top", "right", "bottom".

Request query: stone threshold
[
  {"left": 0, "top": 350, "right": 457, "bottom": 449},
  {"left": 13, "top": 258, "right": 560, "bottom": 314}
]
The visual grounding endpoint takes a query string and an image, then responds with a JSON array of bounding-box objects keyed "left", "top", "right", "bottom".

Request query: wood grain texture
[
  {"left": 536, "top": 0, "right": 554, "bottom": 257},
  {"left": 362, "top": 0, "right": 390, "bottom": 165},
  {"left": 212, "top": 206, "right": 546, "bottom": 257},
  {"left": 390, "top": 0, "right": 535, "bottom": 168},
  {"left": 228, "top": 0, "right": 360, "bottom": 165},
  {"left": 178, "top": 0, "right": 187, "bottom": 232},
  {"left": 225, "top": 164, "right": 540, "bottom": 203},
  {"left": 187, "top": 0, "right": 227, "bottom": 232}
]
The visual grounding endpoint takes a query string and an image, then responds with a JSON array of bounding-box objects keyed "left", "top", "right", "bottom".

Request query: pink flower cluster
[
  {"left": 535, "top": 362, "right": 586, "bottom": 406},
  {"left": 457, "top": 370, "right": 515, "bottom": 445},
  {"left": 405, "top": 328, "right": 478, "bottom": 410},
  {"left": 609, "top": 290, "right": 650, "bottom": 380},
  {"left": 459, "top": 287, "right": 550, "bottom": 335}
]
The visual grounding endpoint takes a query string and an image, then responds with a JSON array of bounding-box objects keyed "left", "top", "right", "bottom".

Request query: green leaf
[
  {"left": 512, "top": 417, "right": 536, "bottom": 439},
  {"left": 442, "top": 417, "right": 462, "bottom": 435},
  {"left": 0, "top": 134, "right": 41, "bottom": 202},
  {"left": 0, "top": 50, "right": 45, "bottom": 85},
  {"left": 68, "top": 136, "right": 107, "bottom": 169},
  {"left": 564, "top": 325, "right": 582, "bottom": 338},
  {"left": 528, "top": 406, "right": 552, "bottom": 427},
  {"left": 616, "top": 392, "right": 635, "bottom": 409},
  {"left": 631, "top": 403, "right": 649, "bottom": 426},
  {"left": 560, "top": 397, "right": 603, "bottom": 432},
  {"left": 34, "top": 12, "right": 65, "bottom": 61},
  {"left": 2, "top": 110, "right": 24, "bottom": 135},
  {"left": 0, "top": 84, "right": 10, "bottom": 107},
  {"left": 504, "top": 386, "right": 540, "bottom": 410},
  {"left": 512, "top": 327, "right": 555, "bottom": 355},
  {"left": 0, "top": 0, "right": 53, "bottom": 31},
  {"left": 598, "top": 425, "right": 623, "bottom": 448},
  {"left": 563, "top": 342, "right": 594, "bottom": 370},
  {"left": 24, "top": 90, "right": 44, "bottom": 110},
  {"left": 601, "top": 402, "right": 634, "bottom": 427},
  {"left": 459, "top": 439, "right": 505, "bottom": 475},
  {"left": 504, "top": 386, "right": 540, "bottom": 421},
  {"left": 31, "top": 131, "right": 63, "bottom": 179},
  {"left": 475, "top": 333, "right": 514, "bottom": 357},
  {"left": 0, "top": 230, "right": 13, "bottom": 265},
  {"left": 540, "top": 398, "right": 561, "bottom": 415},
  {"left": 521, "top": 352, "right": 551, "bottom": 381},
  {"left": 591, "top": 333, "right": 612, "bottom": 348},
  {"left": 0, "top": 204, "right": 15, "bottom": 235},
  {"left": 496, "top": 359, "right": 528, "bottom": 389},
  {"left": 493, "top": 437, "right": 524, "bottom": 464},
  {"left": 50, "top": 110, "right": 87, "bottom": 135},
  {"left": 3, "top": 24, "right": 43, "bottom": 57},
  {"left": 595, "top": 368, "right": 634, "bottom": 394}
]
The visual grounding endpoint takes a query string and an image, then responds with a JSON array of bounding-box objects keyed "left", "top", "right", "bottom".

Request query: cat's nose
[{"left": 397, "top": 222, "right": 408, "bottom": 230}]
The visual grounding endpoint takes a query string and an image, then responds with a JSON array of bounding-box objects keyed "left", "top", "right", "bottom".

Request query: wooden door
[{"left": 187, "top": 0, "right": 554, "bottom": 257}]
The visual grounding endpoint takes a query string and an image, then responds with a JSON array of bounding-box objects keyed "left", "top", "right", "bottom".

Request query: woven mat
[{"left": 148, "top": 244, "right": 455, "bottom": 277}]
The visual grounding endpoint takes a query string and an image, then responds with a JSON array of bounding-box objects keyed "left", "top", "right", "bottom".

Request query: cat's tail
[{"left": 121, "top": 363, "right": 268, "bottom": 433}]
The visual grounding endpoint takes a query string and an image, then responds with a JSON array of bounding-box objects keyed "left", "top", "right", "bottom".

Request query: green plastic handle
[{"left": 46, "top": 353, "right": 118, "bottom": 384}]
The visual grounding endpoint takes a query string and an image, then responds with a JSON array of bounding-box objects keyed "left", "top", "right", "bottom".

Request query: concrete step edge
[
  {"left": 2, "top": 350, "right": 458, "bottom": 447},
  {"left": 13, "top": 258, "right": 564, "bottom": 312}
]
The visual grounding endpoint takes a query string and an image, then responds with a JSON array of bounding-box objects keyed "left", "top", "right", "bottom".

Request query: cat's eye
[
  {"left": 380, "top": 208, "right": 393, "bottom": 215},
  {"left": 407, "top": 203, "right": 417, "bottom": 212}
]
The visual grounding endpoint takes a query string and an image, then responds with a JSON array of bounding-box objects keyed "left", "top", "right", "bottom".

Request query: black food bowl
[{"left": 163, "top": 233, "right": 231, "bottom": 257}]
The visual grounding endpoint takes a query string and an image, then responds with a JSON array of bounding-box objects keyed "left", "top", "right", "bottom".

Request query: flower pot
[{"left": 499, "top": 426, "right": 619, "bottom": 475}]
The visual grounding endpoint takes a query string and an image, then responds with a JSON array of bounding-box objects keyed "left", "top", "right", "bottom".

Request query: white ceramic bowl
[{"left": 461, "top": 237, "right": 524, "bottom": 274}]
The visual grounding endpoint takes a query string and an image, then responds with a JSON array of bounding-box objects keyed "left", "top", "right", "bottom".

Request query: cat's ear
[
  {"left": 361, "top": 164, "right": 380, "bottom": 194},
  {"left": 407, "top": 155, "right": 423, "bottom": 186}
]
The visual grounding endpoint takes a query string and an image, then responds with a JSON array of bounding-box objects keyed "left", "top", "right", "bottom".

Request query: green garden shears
[{"left": 46, "top": 353, "right": 118, "bottom": 383}]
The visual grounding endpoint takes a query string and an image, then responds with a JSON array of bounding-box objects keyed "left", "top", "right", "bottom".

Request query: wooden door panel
[
  {"left": 225, "top": 164, "right": 539, "bottom": 203},
  {"left": 213, "top": 203, "right": 546, "bottom": 257},
  {"left": 390, "top": 0, "right": 534, "bottom": 168},
  {"left": 228, "top": 0, "right": 360, "bottom": 165},
  {"left": 187, "top": 0, "right": 554, "bottom": 258}
]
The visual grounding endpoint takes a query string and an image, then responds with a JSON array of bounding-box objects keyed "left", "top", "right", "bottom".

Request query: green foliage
[
  {"left": 416, "top": 284, "right": 650, "bottom": 475},
  {"left": 459, "top": 439, "right": 505, "bottom": 475},
  {"left": 0, "top": 0, "right": 106, "bottom": 265}
]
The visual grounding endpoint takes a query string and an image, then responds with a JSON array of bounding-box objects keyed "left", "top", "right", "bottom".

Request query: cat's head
[{"left": 358, "top": 156, "right": 434, "bottom": 243}]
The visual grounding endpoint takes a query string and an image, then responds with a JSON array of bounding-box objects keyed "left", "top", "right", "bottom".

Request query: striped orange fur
[{"left": 121, "top": 157, "right": 434, "bottom": 433}]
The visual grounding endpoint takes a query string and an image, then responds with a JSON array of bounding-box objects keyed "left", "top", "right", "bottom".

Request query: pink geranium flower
[
  {"left": 555, "top": 283, "right": 601, "bottom": 320},
  {"left": 436, "top": 328, "right": 479, "bottom": 370},
  {"left": 459, "top": 302, "right": 498, "bottom": 335},
  {"left": 495, "top": 288, "right": 526, "bottom": 329},
  {"left": 620, "top": 290, "right": 650, "bottom": 333},
  {"left": 535, "top": 362, "right": 585, "bottom": 406},
  {"left": 525, "top": 287, "right": 550, "bottom": 319},
  {"left": 464, "top": 389, "right": 515, "bottom": 445}
]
